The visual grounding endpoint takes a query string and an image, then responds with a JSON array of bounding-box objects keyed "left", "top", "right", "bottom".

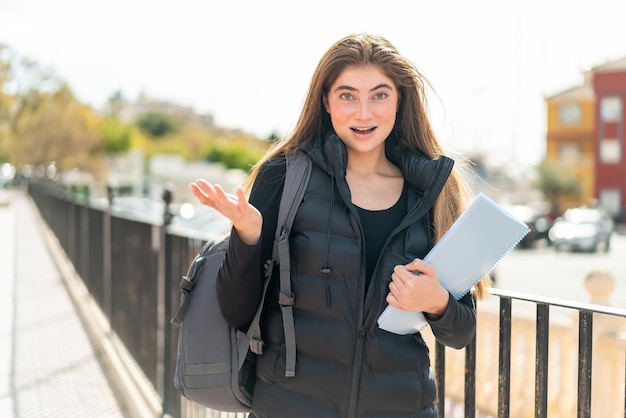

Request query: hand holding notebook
[{"left": 377, "top": 193, "right": 530, "bottom": 335}]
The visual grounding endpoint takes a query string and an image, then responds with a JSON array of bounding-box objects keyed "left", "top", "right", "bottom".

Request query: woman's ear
[{"left": 322, "top": 95, "right": 330, "bottom": 113}]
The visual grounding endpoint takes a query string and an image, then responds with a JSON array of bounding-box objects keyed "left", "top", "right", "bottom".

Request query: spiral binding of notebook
[{"left": 377, "top": 192, "right": 530, "bottom": 335}]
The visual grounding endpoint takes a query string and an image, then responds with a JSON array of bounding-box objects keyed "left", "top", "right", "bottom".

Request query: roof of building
[
  {"left": 590, "top": 55, "right": 626, "bottom": 73},
  {"left": 545, "top": 83, "right": 594, "bottom": 101}
]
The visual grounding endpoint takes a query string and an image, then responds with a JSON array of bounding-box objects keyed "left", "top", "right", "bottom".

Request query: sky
[{"left": 1, "top": 0, "right": 626, "bottom": 169}]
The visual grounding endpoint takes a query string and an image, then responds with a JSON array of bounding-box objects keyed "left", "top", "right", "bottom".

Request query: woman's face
[{"left": 323, "top": 65, "right": 398, "bottom": 157}]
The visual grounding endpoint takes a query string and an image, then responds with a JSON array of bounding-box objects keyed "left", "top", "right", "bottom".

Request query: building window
[
  {"left": 558, "top": 141, "right": 581, "bottom": 162},
  {"left": 558, "top": 104, "right": 581, "bottom": 124},
  {"left": 599, "top": 189, "right": 621, "bottom": 219},
  {"left": 600, "top": 138, "right": 621, "bottom": 163},
  {"left": 600, "top": 96, "right": 622, "bottom": 122}
]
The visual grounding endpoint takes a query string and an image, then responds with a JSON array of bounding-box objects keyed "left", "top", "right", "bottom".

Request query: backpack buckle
[
  {"left": 279, "top": 291, "right": 295, "bottom": 306},
  {"left": 179, "top": 276, "right": 195, "bottom": 291},
  {"left": 249, "top": 338, "right": 264, "bottom": 355}
]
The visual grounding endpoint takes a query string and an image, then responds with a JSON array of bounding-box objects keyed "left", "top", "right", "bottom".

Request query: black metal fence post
[
  {"left": 497, "top": 296, "right": 512, "bottom": 418},
  {"left": 157, "top": 184, "right": 174, "bottom": 404},
  {"left": 436, "top": 342, "right": 446, "bottom": 416},
  {"left": 103, "top": 185, "right": 114, "bottom": 324},
  {"left": 535, "top": 303, "right": 550, "bottom": 418},
  {"left": 464, "top": 334, "right": 476, "bottom": 418},
  {"left": 577, "top": 311, "right": 594, "bottom": 418}
]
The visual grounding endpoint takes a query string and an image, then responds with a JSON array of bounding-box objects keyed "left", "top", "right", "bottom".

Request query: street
[{"left": 488, "top": 231, "right": 626, "bottom": 312}]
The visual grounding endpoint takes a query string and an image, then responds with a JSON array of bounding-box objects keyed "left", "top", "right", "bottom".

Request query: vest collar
[{"left": 307, "top": 131, "right": 454, "bottom": 194}]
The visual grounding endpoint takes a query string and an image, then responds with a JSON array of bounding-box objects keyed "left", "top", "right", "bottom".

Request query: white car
[{"left": 548, "top": 207, "right": 614, "bottom": 253}]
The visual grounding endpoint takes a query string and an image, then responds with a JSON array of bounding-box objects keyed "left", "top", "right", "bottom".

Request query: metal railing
[
  {"left": 430, "top": 288, "right": 625, "bottom": 418},
  {"left": 27, "top": 180, "right": 626, "bottom": 418}
]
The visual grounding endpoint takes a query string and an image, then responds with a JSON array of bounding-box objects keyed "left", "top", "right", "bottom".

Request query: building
[
  {"left": 545, "top": 56, "right": 626, "bottom": 221},
  {"left": 118, "top": 91, "right": 215, "bottom": 128},
  {"left": 545, "top": 81, "right": 596, "bottom": 212},
  {"left": 591, "top": 57, "right": 626, "bottom": 221}
]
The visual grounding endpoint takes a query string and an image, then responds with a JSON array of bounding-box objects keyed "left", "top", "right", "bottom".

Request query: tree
[
  {"left": 0, "top": 46, "right": 108, "bottom": 179},
  {"left": 0, "top": 44, "right": 14, "bottom": 162},
  {"left": 266, "top": 131, "right": 281, "bottom": 142},
  {"left": 205, "top": 142, "right": 265, "bottom": 171},
  {"left": 0, "top": 43, "right": 273, "bottom": 178},
  {"left": 105, "top": 90, "right": 126, "bottom": 118},
  {"left": 137, "top": 111, "right": 179, "bottom": 137},
  {"left": 11, "top": 85, "right": 105, "bottom": 177},
  {"left": 534, "top": 158, "right": 582, "bottom": 216},
  {"left": 101, "top": 117, "right": 132, "bottom": 154},
  {"left": 0, "top": 45, "right": 12, "bottom": 118}
]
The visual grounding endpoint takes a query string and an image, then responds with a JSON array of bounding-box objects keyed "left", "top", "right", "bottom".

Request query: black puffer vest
[{"left": 252, "top": 134, "right": 455, "bottom": 418}]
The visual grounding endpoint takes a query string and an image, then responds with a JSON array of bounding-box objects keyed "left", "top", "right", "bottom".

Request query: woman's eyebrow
[
  {"left": 333, "top": 83, "right": 394, "bottom": 93},
  {"left": 370, "top": 83, "right": 394, "bottom": 91}
]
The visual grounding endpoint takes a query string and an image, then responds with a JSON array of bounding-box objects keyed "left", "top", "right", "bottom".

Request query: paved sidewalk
[{"left": 0, "top": 189, "right": 127, "bottom": 417}]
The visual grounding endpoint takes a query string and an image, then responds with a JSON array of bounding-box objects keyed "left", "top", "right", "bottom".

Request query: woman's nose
[{"left": 356, "top": 101, "right": 373, "bottom": 119}]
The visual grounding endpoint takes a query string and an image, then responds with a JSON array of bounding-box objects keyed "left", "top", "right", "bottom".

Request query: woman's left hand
[{"left": 386, "top": 258, "right": 450, "bottom": 317}]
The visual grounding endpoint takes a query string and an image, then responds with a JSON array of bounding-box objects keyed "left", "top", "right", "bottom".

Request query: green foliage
[
  {"left": 535, "top": 158, "right": 582, "bottom": 213},
  {"left": 0, "top": 126, "right": 11, "bottom": 162},
  {"left": 137, "top": 111, "right": 179, "bottom": 137},
  {"left": 106, "top": 90, "right": 126, "bottom": 118},
  {"left": 205, "top": 142, "right": 264, "bottom": 172},
  {"left": 267, "top": 131, "right": 281, "bottom": 142},
  {"left": 101, "top": 118, "right": 132, "bottom": 153},
  {"left": 141, "top": 135, "right": 195, "bottom": 159},
  {"left": 0, "top": 46, "right": 11, "bottom": 123},
  {"left": 535, "top": 159, "right": 581, "bottom": 195},
  {"left": 1, "top": 43, "right": 271, "bottom": 180},
  {"left": 0, "top": 46, "right": 109, "bottom": 178},
  {"left": 13, "top": 85, "right": 103, "bottom": 172}
]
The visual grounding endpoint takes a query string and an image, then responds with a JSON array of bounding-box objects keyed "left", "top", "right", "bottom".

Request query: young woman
[{"left": 190, "top": 32, "right": 489, "bottom": 418}]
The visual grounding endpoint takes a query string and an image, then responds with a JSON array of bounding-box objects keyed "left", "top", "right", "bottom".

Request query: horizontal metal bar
[{"left": 488, "top": 287, "right": 626, "bottom": 317}]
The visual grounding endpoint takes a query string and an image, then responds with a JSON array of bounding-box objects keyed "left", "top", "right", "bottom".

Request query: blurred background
[{"left": 1, "top": 0, "right": 625, "bottom": 232}]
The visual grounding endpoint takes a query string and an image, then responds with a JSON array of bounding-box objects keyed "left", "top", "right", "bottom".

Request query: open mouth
[{"left": 351, "top": 127, "right": 376, "bottom": 133}]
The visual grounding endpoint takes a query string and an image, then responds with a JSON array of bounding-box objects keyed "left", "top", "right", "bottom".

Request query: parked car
[
  {"left": 548, "top": 207, "right": 614, "bottom": 253},
  {"left": 502, "top": 204, "right": 552, "bottom": 249}
]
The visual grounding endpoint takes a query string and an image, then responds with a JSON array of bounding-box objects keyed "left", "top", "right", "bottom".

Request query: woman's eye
[
  {"left": 374, "top": 92, "right": 388, "bottom": 100},
  {"left": 340, "top": 92, "right": 353, "bottom": 100}
]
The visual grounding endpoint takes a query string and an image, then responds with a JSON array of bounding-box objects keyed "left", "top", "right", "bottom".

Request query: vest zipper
[{"left": 347, "top": 326, "right": 367, "bottom": 417}]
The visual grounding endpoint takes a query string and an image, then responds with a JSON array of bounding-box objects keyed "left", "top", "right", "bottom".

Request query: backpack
[{"left": 170, "top": 151, "right": 311, "bottom": 412}]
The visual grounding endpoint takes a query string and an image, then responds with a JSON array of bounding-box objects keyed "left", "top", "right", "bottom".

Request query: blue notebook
[{"left": 377, "top": 192, "right": 530, "bottom": 335}]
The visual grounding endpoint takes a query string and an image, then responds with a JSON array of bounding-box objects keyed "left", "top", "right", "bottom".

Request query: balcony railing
[{"left": 27, "top": 180, "right": 626, "bottom": 418}]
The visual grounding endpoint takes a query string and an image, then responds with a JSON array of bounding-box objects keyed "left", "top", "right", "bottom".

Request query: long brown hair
[{"left": 245, "top": 32, "right": 490, "bottom": 297}]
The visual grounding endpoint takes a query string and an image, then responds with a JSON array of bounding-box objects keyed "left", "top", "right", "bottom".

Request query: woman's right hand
[{"left": 189, "top": 180, "right": 262, "bottom": 245}]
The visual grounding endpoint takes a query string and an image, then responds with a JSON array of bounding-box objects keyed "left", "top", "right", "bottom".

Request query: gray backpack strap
[{"left": 247, "top": 151, "right": 311, "bottom": 378}]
